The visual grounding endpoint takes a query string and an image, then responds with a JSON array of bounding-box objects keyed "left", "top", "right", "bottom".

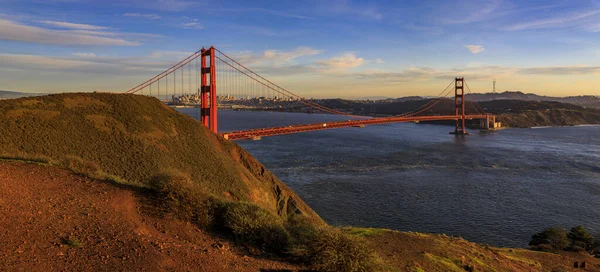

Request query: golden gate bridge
[{"left": 126, "top": 46, "right": 496, "bottom": 140}]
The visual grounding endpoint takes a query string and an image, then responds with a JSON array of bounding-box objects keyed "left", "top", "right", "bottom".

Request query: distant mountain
[
  {"left": 466, "top": 91, "right": 600, "bottom": 109},
  {"left": 0, "top": 90, "right": 45, "bottom": 100}
]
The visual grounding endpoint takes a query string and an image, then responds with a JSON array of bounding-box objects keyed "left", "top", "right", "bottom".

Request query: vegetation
[
  {"left": 567, "top": 226, "right": 594, "bottom": 251},
  {"left": 63, "top": 236, "right": 83, "bottom": 248},
  {"left": 529, "top": 226, "right": 569, "bottom": 252},
  {"left": 153, "top": 172, "right": 381, "bottom": 271},
  {"left": 530, "top": 225, "right": 599, "bottom": 253}
]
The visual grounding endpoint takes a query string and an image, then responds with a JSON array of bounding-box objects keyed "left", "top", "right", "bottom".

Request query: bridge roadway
[{"left": 222, "top": 114, "right": 491, "bottom": 140}]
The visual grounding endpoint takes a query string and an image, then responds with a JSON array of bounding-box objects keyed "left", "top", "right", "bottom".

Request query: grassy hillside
[
  {"left": 478, "top": 100, "right": 600, "bottom": 127},
  {"left": 0, "top": 93, "right": 319, "bottom": 223}
]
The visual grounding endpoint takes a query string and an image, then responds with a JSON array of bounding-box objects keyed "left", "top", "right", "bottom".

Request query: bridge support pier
[
  {"left": 450, "top": 77, "right": 467, "bottom": 135},
  {"left": 200, "top": 47, "right": 217, "bottom": 134}
]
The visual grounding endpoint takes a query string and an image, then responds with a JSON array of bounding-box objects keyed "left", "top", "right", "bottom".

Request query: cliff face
[
  {"left": 496, "top": 109, "right": 600, "bottom": 128},
  {"left": 0, "top": 93, "right": 321, "bottom": 223}
]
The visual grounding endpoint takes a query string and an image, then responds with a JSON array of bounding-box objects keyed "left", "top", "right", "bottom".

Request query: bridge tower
[
  {"left": 200, "top": 47, "right": 217, "bottom": 133},
  {"left": 452, "top": 77, "right": 467, "bottom": 135}
]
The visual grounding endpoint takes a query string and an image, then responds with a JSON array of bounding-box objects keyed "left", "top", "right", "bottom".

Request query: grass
[
  {"left": 341, "top": 227, "right": 387, "bottom": 237},
  {"left": 423, "top": 253, "right": 464, "bottom": 272},
  {"left": 63, "top": 237, "right": 83, "bottom": 248}
]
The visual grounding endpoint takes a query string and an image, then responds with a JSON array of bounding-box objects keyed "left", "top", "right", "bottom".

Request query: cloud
[
  {"left": 0, "top": 19, "right": 143, "bottom": 46},
  {"left": 38, "top": 20, "right": 107, "bottom": 30},
  {"left": 123, "top": 13, "right": 161, "bottom": 20},
  {"left": 520, "top": 66, "right": 600, "bottom": 75},
  {"left": 375, "top": 58, "right": 384, "bottom": 64},
  {"left": 465, "top": 45, "right": 485, "bottom": 54},
  {"left": 232, "top": 47, "right": 322, "bottom": 66},
  {"left": 72, "top": 52, "right": 96, "bottom": 58},
  {"left": 0, "top": 53, "right": 175, "bottom": 75},
  {"left": 180, "top": 21, "right": 203, "bottom": 30},
  {"left": 148, "top": 50, "right": 193, "bottom": 59},
  {"left": 316, "top": 53, "right": 365, "bottom": 69},
  {"left": 443, "top": 0, "right": 502, "bottom": 24},
  {"left": 361, "top": 8, "right": 383, "bottom": 20},
  {"left": 503, "top": 10, "right": 600, "bottom": 31},
  {"left": 244, "top": 8, "right": 310, "bottom": 19},
  {"left": 338, "top": 65, "right": 518, "bottom": 82},
  {"left": 263, "top": 47, "right": 322, "bottom": 63}
]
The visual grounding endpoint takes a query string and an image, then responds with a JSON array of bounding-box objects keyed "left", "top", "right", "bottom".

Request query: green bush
[
  {"left": 150, "top": 171, "right": 212, "bottom": 226},
  {"left": 217, "top": 201, "right": 290, "bottom": 252},
  {"left": 567, "top": 226, "right": 593, "bottom": 251},
  {"left": 529, "top": 226, "right": 569, "bottom": 251},
  {"left": 290, "top": 226, "right": 381, "bottom": 272}
]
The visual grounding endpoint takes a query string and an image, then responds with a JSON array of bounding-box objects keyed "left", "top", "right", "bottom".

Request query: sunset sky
[{"left": 1, "top": 0, "right": 599, "bottom": 98}]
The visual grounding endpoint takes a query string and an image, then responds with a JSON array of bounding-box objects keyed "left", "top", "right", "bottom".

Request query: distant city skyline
[{"left": 1, "top": 0, "right": 599, "bottom": 98}]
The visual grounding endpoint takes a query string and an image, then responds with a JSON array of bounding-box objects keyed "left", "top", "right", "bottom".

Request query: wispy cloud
[
  {"left": 316, "top": 53, "right": 365, "bottom": 69},
  {"left": 443, "top": 0, "right": 502, "bottom": 24},
  {"left": 503, "top": 10, "right": 600, "bottom": 31},
  {"left": 263, "top": 47, "right": 322, "bottom": 63},
  {"left": 72, "top": 52, "right": 96, "bottom": 58},
  {"left": 123, "top": 13, "right": 161, "bottom": 20},
  {"left": 180, "top": 19, "right": 203, "bottom": 30},
  {"left": 0, "top": 19, "right": 140, "bottom": 46},
  {"left": 38, "top": 20, "right": 107, "bottom": 30},
  {"left": 465, "top": 45, "right": 485, "bottom": 54},
  {"left": 244, "top": 7, "right": 310, "bottom": 19},
  {"left": 0, "top": 53, "right": 177, "bottom": 75},
  {"left": 520, "top": 66, "right": 600, "bottom": 75}
]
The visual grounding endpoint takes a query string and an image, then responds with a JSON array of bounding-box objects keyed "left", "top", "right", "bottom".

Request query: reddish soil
[{"left": 0, "top": 161, "right": 300, "bottom": 271}]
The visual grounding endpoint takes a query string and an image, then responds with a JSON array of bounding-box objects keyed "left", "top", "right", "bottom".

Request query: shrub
[
  {"left": 217, "top": 201, "right": 290, "bottom": 252},
  {"left": 529, "top": 226, "right": 569, "bottom": 251},
  {"left": 149, "top": 171, "right": 212, "bottom": 226},
  {"left": 567, "top": 226, "right": 593, "bottom": 251},
  {"left": 290, "top": 226, "right": 381, "bottom": 272}
]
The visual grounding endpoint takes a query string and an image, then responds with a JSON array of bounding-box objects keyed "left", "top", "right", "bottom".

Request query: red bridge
[{"left": 126, "top": 46, "right": 496, "bottom": 140}]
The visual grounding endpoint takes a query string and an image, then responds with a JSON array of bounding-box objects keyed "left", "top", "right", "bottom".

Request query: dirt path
[{"left": 0, "top": 161, "right": 300, "bottom": 271}]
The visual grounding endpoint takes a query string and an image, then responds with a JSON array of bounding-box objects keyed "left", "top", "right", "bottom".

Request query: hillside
[
  {"left": 478, "top": 100, "right": 600, "bottom": 128},
  {"left": 467, "top": 92, "right": 600, "bottom": 109},
  {"left": 0, "top": 93, "right": 319, "bottom": 223},
  {"left": 2, "top": 93, "right": 599, "bottom": 271}
]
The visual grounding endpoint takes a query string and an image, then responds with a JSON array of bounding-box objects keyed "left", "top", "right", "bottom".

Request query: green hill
[{"left": 0, "top": 93, "right": 319, "bottom": 223}]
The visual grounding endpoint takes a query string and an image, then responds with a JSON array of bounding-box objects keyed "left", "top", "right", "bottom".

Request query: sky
[{"left": 1, "top": 0, "right": 599, "bottom": 98}]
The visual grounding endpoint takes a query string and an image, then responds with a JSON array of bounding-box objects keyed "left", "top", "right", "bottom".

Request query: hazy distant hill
[
  {"left": 0, "top": 90, "right": 45, "bottom": 100},
  {"left": 466, "top": 91, "right": 600, "bottom": 109}
]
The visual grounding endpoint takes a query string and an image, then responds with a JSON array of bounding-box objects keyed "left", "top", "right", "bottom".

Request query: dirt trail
[{"left": 0, "top": 161, "right": 299, "bottom": 271}]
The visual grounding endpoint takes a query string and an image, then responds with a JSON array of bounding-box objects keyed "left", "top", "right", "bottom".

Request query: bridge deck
[{"left": 222, "top": 114, "right": 490, "bottom": 140}]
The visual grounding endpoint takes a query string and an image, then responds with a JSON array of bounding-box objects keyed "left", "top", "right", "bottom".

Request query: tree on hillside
[
  {"left": 529, "top": 226, "right": 569, "bottom": 252},
  {"left": 567, "top": 226, "right": 593, "bottom": 251}
]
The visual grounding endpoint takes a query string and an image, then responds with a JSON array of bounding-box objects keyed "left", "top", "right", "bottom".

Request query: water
[{"left": 180, "top": 109, "right": 600, "bottom": 248}]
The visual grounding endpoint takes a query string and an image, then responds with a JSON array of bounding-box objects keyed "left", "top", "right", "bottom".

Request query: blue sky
[{"left": 1, "top": 0, "right": 599, "bottom": 97}]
